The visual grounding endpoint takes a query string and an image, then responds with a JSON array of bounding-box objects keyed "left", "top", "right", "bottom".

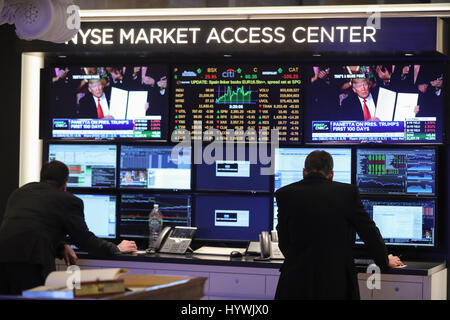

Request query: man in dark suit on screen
[
  {"left": 78, "top": 78, "right": 112, "bottom": 119},
  {"left": 274, "top": 150, "right": 403, "bottom": 300},
  {"left": 339, "top": 78, "right": 379, "bottom": 121},
  {"left": 0, "top": 161, "right": 137, "bottom": 295}
]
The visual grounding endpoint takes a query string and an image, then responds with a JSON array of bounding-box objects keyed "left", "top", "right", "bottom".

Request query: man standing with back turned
[
  {"left": 275, "top": 150, "right": 403, "bottom": 300},
  {"left": 0, "top": 160, "right": 137, "bottom": 295}
]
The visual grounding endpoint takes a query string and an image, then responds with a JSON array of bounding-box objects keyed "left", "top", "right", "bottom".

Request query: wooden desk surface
[{"left": 105, "top": 274, "right": 207, "bottom": 300}]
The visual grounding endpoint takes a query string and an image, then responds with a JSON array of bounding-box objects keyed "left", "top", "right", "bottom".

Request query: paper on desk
[
  {"left": 126, "top": 91, "right": 148, "bottom": 119},
  {"left": 375, "top": 87, "right": 396, "bottom": 121},
  {"left": 44, "top": 268, "right": 128, "bottom": 287},
  {"left": 394, "top": 92, "right": 418, "bottom": 121},
  {"left": 109, "top": 87, "right": 128, "bottom": 119}
]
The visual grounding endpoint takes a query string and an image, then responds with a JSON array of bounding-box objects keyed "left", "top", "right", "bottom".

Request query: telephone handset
[
  {"left": 154, "top": 226, "right": 172, "bottom": 251},
  {"left": 256, "top": 230, "right": 285, "bottom": 260},
  {"left": 153, "top": 226, "right": 197, "bottom": 254},
  {"left": 260, "top": 231, "right": 271, "bottom": 259}
]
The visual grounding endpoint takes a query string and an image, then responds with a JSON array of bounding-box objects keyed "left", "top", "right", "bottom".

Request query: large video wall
[{"left": 41, "top": 61, "right": 445, "bottom": 248}]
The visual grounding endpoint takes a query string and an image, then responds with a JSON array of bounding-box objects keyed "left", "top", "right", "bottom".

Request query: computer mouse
[{"left": 230, "top": 251, "right": 243, "bottom": 258}]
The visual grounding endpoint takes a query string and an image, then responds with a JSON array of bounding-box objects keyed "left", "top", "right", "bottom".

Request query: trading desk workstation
[
  {"left": 60, "top": 251, "right": 446, "bottom": 300},
  {"left": 9, "top": 5, "right": 450, "bottom": 300}
]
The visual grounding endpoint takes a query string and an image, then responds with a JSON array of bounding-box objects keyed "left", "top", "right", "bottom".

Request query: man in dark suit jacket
[
  {"left": 275, "top": 150, "right": 403, "bottom": 300},
  {"left": 0, "top": 161, "right": 137, "bottom": 294},
  {"left": 78, "top": 79, "right": 111, "bottom": 119},
  {"left": 339, "top": 78, "right": 379, "bottom": 121}
]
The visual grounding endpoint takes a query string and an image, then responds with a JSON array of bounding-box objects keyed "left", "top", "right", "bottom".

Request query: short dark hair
[
  {"left": 40, "top": 160, "right": 69, "bottom": 188},
  {"left": 304, "top": 150, "right": 334, "bottom": 176}
]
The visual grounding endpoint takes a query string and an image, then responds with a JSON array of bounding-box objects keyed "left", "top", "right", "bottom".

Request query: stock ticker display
[
  {"left": 356, "top": 148, "right": 436, "bottom": 195},
  {"left": 119, "top": 193, "right": 191, "bottom": 238},
  {"left": 171, "top": 65, "right": 302, "bottom": 143}
]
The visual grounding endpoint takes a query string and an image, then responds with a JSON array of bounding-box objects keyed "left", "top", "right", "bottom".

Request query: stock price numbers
[{"left": 172, "top": 65, "right": 302, "bottom": 143}]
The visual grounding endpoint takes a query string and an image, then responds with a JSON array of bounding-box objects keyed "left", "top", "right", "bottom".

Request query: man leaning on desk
[
  {"left": 275, "top": 150, "right": 403, "bottom": 300},
  {"left": 0, "top": 160, "right": 137, "bottom": 295}
]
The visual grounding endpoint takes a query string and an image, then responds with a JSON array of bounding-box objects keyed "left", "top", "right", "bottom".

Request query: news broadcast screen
[
  {"left": 45, "top": 65, "right": 169, "bottom": 139},
  {"left": 304, "top": 63, "right": 444, "bottom": 144}
]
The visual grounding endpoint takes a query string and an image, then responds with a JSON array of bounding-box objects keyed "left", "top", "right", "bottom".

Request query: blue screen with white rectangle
[{"left": 194, "top": 195, "right": 271, "bottom": 241}]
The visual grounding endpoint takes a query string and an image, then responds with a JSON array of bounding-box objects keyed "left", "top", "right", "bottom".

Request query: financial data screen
[
  {"left": 358, "top": 199, "right": 435, "bottom": 247},
  {"left": 172, "top": 65, "right": 302, "bottom": 143},
  {"left": 119, "top": 193, "right": 191, "bottom": 238},
  {"left": 274, "top": 148, "right": 352, "bottom": 191},
  {"left": 75, "top": 194, "right": 116, "bottom": 239},
  {"left": 357, "top": 148, "right": 436, "bottom": 195},
  {"left": 120, "top": 145, "right": 191, "bottom": 190},
  {"left": 49, "top": 144, "right": 117, "bottom": 188}
]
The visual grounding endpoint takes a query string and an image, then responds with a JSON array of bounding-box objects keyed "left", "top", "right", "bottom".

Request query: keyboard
[{"left": 193, "top": 246, "right": 246, "bottom": 256}]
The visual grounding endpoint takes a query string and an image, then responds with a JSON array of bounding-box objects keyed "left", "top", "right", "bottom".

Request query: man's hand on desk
[
  {"left": 118, "top": 240, "right": 138, "bottom": 253},
  {"left": 388, "top": 254, "right": 404, "bottom": 268},
  {"left": 63, "top": 244, "right": 78, "bottom": 266}
]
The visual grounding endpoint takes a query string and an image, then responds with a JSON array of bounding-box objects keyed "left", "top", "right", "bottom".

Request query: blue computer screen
[
  {"left": 357, "top": 198, "right": 435, "bottom": 247},
  {"left": 75, "top": 194, "right": 116, "bottom": 239},
  {"left": 120, "top": 145, "right": 191, "bottom": 190},
  {"left": 195, "top": 144, "right": 271, "bottom": 192},
  {"left": 274, "top": 147, "right": 352, "bottom": 191},
  {"left": 49, "top": 144, "right": 117, "bottom": 188},
  {"left": 194, "top": 195, "right": 271, "bottom": 241},
  {"left": 357, "top": 148, "right": 436, "bottom": 195}
]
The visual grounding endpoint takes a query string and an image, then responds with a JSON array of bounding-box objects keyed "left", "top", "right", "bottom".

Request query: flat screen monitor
[
  {"left": 357, "top": 148, "right": 436, "bottom": 195},
  {"left": 120, "top": 145, "right": 191, "bottom": 190},
  {"left": 74, "top": 194, "right": 116, "bottom": 239},
  {"left": 304, "top": 63, "right": 444, "bottom": 143},
  {"left": 194, "top": 195, "right": 271, "bottom": 241},
  {"left": 48, "top": 144, "right": 117, "bottom": 188},
  {"left": 172, "top": 64, "right": 302, "bottom": 144},
  {"left": 357, "top": 198, "right": 436, "bottom": 247},
  {"left": 195, "top": 144, "right": 271, "bottom": 192},
  {"left": 119, "top": 193, "right": 191, "bottom": 238},
  {"left": 44, "top": 65, "right": 169, "bottom": 140},
  {"left": 274, "top": 147, "right": 352, "bottom": 191}
]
